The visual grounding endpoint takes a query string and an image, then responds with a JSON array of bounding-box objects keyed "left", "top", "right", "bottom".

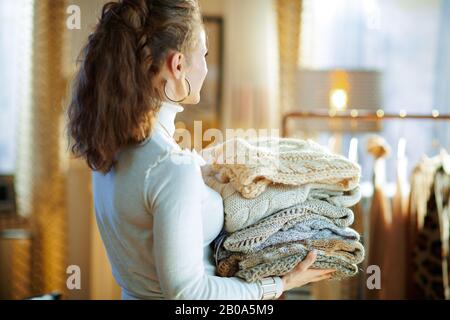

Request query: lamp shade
[
  {"left": 291, "top": 69, "right": 383, "bottom": 133},
  {"left": 296, "top": 69, "right": 382, "bottom": 110}
]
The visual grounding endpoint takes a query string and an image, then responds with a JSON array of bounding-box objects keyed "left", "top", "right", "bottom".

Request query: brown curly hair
[{"left": 66, "top": 0, "right": 203, "bottom": 173}]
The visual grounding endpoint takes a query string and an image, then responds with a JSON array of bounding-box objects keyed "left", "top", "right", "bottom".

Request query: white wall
[{"left": 201, "top": 0, "right": 280, "bottom": 131}]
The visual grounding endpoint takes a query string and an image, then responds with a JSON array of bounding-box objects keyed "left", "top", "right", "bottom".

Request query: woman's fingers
[
  {"left": 281, "top": 252, "right": 337, "bottom": 290},
  {"left": 304, "top": 268, "right": 336, "bottom": 278},
  {"left": 295, "top": 250, "right": 317, "bottom": 272},
  {"left": 313, "top": 268, "right": 336, "bottom": 275},
  {"left": 310, "top": 273, "right": 333, "bottom": 283}
]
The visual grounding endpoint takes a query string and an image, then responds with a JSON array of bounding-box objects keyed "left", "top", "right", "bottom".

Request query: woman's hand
[{"left": 280, "top": 250, "right": 335, "bottom": 292}]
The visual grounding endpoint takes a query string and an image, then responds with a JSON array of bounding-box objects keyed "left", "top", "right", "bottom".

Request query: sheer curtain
[
  {"left": 434, "top": 0, "right": 450, "bottom": 147},
  {"left": 0, "top": 0, "right": 34, "bottom": 173},
  {"left": 222, "top": 0, "right": 280, "bottom": 131}
]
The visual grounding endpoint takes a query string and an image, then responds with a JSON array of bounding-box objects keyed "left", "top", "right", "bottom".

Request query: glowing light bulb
[{"left": 329, "top": 89, "right": 348, "bottom": 112}]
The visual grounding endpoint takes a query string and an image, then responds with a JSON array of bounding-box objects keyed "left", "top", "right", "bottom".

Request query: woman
[{"left": 67, "top": 0, "right": 334, "bottom": 300}]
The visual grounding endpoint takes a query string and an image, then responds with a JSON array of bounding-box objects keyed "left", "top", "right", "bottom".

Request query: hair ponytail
[{"left": 66, "top": 0, "right": 203, "bottom": 173}]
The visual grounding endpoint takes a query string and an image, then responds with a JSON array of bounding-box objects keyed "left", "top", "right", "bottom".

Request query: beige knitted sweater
[
  {"left": 202, "top": 165, "right": 361, "bottom": 232},
  {"left": 234, "top": 240, "right": 365, "bottom": 282},
  {"left": 201, "top": 136, "right": 361, "bottom": 199},
  {"left": 216, "top": 239, "right": 365, "bottom": 279},
  {"left": 237, "top": 240, "right": 364, "bottom": 270}
]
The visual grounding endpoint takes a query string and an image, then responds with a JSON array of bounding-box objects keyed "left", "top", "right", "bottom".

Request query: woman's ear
[{"left": 167, "top": 51, "right": 185, "bottom": 80}]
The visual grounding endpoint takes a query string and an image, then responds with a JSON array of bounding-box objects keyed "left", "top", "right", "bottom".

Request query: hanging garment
[
  {"left": 365, "top": 136, "right": 394, "bottom": 300},
  {"left": 412, "top": 151, "right": 450, "bottom": 299},
  {"left": 387, "top": 138, "right": 410, "bottom": 299},
  {"left": 407, "top": 152, "right": 446, "bottom": 298}
]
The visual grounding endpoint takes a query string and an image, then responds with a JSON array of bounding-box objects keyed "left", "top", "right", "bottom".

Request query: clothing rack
[
  {"left": 281, "top": 109, "right": 450, "bottom": 137},
  {"left": 279, "top": 109, "right": 450, "bottom": 301}
]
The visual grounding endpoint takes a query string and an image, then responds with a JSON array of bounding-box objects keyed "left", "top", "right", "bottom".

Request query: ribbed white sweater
[{"left": 92, "top": 101, "right": 283, "bottom": 300}]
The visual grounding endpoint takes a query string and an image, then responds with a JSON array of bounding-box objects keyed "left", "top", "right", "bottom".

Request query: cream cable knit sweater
[
  {"left": 201, "top": 136, "right": 361, "bottom": 199},
  {"left": 202, "top": 165, "right": 361, "bottom": 233}
]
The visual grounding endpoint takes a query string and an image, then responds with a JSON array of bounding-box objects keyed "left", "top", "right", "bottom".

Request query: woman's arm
[{"left": 145, "top": 151, "right": 283, "bottom": 300}]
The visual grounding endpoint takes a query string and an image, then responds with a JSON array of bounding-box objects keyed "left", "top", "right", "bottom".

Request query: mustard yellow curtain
[
  {"left": 16, "top": 0, "right": 68, "bottom": 296},
  {"left": 276, "top": 0, "right": 302, "bottom": 114}
]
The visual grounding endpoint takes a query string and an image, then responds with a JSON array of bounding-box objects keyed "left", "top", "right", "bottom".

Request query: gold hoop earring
[{"left": 164, "top": 78, "right": 191, "bottom": 103}]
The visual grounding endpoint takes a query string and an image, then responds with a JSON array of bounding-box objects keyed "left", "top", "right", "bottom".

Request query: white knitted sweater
[
  {"left": 202, "top": 165, "right": 361, "bottom": 233},
  {"left": 201, "top": 136, "right": 361, "bottom": 199}
]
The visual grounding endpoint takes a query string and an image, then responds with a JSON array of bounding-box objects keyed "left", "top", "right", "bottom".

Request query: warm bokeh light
[{"left": 329, "top": 89, "right": 348, "bottom": 112}]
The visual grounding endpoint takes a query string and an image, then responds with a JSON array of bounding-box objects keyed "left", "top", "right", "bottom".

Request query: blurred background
[{"left": 0, "top": 0, "right": 449, "bottom": 300}]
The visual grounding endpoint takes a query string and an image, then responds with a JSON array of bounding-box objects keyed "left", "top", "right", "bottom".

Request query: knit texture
[
  {"left": 216, "top": 240, "right": 364, "bottom": 282},
  {"left": 249, "top": 218, "right": 360, "bottom": 253},
  {"left": 217, "top": 218, "right": 359, "bottom": 262},
  {"left": 201, "top": 136, "right": 361, "bottom": 199},
  {"left": 308, "top": 187, "right": 361, "bottom": 208},
  {"left": 205, "top": 136, "right": 365, "bottom": 284},
  {"left": 236, "top": 255, "right": 357, "bottom": 282},
  {"left": 223, "top": 199, "right": 355, "bottom": 253},
  {"left": 202, "top": 164, "right": 361, "bottom": 232},
  {"left": 239, "top": 240, "right": 364, "bottom": 270}
]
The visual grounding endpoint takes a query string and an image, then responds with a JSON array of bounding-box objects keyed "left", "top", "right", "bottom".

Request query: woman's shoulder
[
  {"left": 143, "top": 146, "right": 206, "bottom": 213},
  {"left": 127, "top": 130, "right": 200, "bottom": 175},
  {"left": 143, "top": 144, "right": 205, "bottom": 185}
]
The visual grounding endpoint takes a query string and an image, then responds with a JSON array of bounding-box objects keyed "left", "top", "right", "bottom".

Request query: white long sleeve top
[{"left": 92, "top": 101, "right": 284, "bottom": 300}]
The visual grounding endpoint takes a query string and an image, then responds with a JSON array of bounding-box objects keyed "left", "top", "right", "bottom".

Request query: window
[
  {"left": 300, "top": 0, "right": 449, "bottom": 181},
  {"left": 0, "top": 0, "right": 34, "bottom": 173}
]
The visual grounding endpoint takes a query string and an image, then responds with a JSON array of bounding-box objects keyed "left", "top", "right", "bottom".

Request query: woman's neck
[{"left": 156, "top": 101, "right": 185, "bottom": 137}]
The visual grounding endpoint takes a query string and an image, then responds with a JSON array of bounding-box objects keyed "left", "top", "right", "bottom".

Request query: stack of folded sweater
[{"left": 201, "top": 136, "right": 365, "bottom": 283}]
